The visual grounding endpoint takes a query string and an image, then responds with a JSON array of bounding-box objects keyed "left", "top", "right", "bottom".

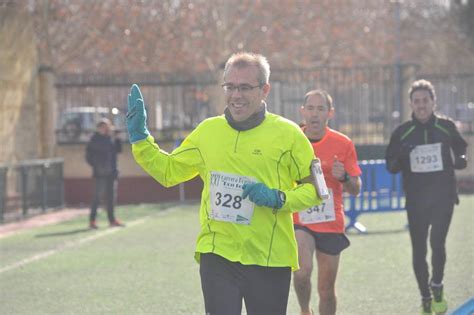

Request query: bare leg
[
  {"left": 316, "top": 250, "right": 340, "bottom": 315},
  {"left": 293, "top": 229, "right": 316, "bottom": 315}
]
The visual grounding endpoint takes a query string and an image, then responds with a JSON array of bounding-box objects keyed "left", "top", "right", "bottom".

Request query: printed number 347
[{"left": 306, "top": 203, "right": 326, "bottom": 214}]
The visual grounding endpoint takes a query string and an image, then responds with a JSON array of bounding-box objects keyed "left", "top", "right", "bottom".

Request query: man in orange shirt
[{"left": 293, "top": 90, "right": 362, "bottom": 315}]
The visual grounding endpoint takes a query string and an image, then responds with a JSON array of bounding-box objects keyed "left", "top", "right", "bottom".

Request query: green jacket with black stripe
[
  {"left": 132, "top": 112, "right": 321, "bottom": 270},
  {"left": 385, "top": 113, "right": 467, "bottom": 207}
]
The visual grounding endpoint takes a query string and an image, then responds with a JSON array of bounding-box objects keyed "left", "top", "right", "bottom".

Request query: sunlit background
[{"left": 0, "top": 0, "right": 473, "bottom": 210}]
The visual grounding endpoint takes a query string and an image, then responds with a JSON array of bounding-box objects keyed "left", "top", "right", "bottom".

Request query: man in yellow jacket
[{"left": 126, "top": 52, "right": 321, "bottom": 315}]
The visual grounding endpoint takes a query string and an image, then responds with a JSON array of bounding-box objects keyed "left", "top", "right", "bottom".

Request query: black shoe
[
  {"left": 421, "top": 298, "right": 433, "bottom": 315},
  {"left": 431, "top": 283, "right": 443, "bottom": 302},
  {"left": 430, "top": 284, "right": 448, "bottom": 313}
]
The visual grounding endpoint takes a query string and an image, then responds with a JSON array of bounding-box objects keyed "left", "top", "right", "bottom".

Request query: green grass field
[{"left": 1, "top": 197, "right": 473, "bottom": 314}]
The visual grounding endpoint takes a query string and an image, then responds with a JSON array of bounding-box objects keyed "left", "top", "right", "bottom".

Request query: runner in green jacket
[{"left": 127, "top": 52, "right": 321, "bottom": 315}]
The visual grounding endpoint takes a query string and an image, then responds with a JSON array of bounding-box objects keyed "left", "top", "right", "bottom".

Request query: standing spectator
[
  {"left": 293, "top": 90, "right": 361, "bottom": 315},
  {"left": 86, "top": 118, "right": 124, "bottom": 229},
  {"left": 385, "top": 79, "right": 468, "bottom": 314},
  {"left": 126, "top": 52, "right": 322, "bottom": 315}
]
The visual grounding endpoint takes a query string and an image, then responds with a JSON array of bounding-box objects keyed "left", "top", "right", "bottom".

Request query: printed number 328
[{"left": 215, "top": 192, "right": 242, "bottom": 209}]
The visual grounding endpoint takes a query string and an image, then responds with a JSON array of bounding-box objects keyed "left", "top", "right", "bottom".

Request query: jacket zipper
[{"left": 234, "top": 131, "right": 240, "bottom": 153}]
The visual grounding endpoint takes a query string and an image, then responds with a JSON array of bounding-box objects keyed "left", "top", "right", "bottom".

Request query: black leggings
[
  {"left": 199, "top": 253, "right": 291, "bottom": 315},
  {"left": 406, "top": 201, "right": 454, "bottom": 298}
]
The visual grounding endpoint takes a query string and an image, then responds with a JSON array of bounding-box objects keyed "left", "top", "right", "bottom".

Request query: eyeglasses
[{"left": 221, "top": 83, "right": 262, "bottom": 93}]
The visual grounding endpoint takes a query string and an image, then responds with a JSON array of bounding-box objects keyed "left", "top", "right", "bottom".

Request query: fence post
[
  {"left": 41, "top": 163, "right": 48, "bottom": 212},
  {"left": 59, "top": 161, "right": 65, "bottom": 207},
  {"left": 20, "top": 165, "right": 28, "bottom": 216},
  {"left": 0, "top": 166, "right": 7, "bottom": 222}
]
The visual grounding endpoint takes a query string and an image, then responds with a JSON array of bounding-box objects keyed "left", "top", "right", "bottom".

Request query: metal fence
[
  {"left": 269, "top": 65, "right": 414, "bottom": 144},
  {"left": 0, "top": 158, "right": 64, "bottom": 222},
  {"left": 344, "top": 160, "right": 404, "bottom": 233},
  {"left": 55, "top": 66, "right": 474, "bottom": 145},
  {"left": 421, "top": 73, "right": 474, "bottom": 135},
  {"left": 55, "top": 72, "right": 216, "bottom": 144},
  {"left": 0, "top": 166, "right": 6, "bottom": 221}
]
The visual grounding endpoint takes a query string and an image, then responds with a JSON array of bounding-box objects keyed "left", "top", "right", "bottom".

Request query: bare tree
[{"left": 22, "top": 0, "right": 474, "bottom": 74}]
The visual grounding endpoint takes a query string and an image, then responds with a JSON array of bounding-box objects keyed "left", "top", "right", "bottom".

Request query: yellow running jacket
[{"left": 132, "top": 112, "right": 321, "bottom": 270}]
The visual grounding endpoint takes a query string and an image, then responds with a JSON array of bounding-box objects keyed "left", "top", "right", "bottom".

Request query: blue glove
[
  {"left": 242, "top": 183, "right": 285, "bottom": 209},
  {"left": 126, "top": 84, "right": 150, "bottom": 143}
]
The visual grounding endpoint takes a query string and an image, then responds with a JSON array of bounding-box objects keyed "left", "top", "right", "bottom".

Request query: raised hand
[
  {"left": 332, "top": 155, "right": 347, "bottom": 182},
  {"left": 126, "top": 84, "right": 150, "bottom": 143}
]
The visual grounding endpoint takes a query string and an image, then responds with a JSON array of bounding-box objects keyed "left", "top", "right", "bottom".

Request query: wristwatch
[
  {"left": 339, "top": 172, "right": 350, "bottom": 183},
  {"left": 278, "top": 190, "right": 286, "bottom": 205}
]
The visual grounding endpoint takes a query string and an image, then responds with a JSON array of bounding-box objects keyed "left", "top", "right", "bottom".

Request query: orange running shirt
[{"left": 293, "top": 127, "right": 361, "bottom": 233}]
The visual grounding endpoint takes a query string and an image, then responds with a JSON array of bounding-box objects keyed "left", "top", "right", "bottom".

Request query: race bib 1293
[{"left": 410, "top": 143, "right": 443, "bottom": 173}]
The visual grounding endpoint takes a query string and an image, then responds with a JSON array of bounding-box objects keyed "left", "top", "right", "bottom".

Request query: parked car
[{"left": 57, "top": 107, "right": 125, "bottom": 143}]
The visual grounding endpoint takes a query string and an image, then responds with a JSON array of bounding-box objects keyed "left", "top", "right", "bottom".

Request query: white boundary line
[{"left": 0, "top": 218, "right": 147, "bottom": 274}]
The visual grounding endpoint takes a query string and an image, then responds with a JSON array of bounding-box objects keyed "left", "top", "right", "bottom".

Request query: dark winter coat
[{"left": 86, "top": 132, "right": 122, "bottom": 178}]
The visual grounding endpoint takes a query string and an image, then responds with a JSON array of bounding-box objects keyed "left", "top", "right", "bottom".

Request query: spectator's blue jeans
[{"left": 90, "top": 176, "right": 117, "bottom": 223}]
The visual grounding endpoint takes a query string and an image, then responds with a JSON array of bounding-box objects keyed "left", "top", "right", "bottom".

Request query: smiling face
[
  {"left": 223, "top": 65, "right": 270, "bottom": 122},
  {"left": 410, "top": 89, "right": 435, "bottom": 123},
  {"left": 300, "top": 93, "right": 334, "bottom": 138}
]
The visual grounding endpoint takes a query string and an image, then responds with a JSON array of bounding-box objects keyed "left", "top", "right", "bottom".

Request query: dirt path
[{"left": 0, "top": 208, "right": 88, "bottom": 239}]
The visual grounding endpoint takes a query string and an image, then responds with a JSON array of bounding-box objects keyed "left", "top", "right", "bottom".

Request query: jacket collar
[
  {"left": 224, "top": 102, "right": 267, "bottom": 131},
  {"left": 412, "top": 112, "right": 436, "bottom": 126}
]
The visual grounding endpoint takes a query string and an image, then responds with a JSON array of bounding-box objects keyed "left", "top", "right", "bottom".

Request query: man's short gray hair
[
  {"left": 223, "top": 52, "right": 270, "bottom": 85},
  {"left": 303, "top": 89, "right": 333, "bottom": 110}
]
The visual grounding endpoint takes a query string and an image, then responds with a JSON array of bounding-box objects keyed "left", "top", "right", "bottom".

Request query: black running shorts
[{"left": 294, "top": 224, "right": 350, "bottom": 256}]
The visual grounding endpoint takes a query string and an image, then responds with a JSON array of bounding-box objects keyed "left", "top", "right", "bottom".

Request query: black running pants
[
  {"left": 406, "top": 200, "right": 454, "bottom": 298},
  {"left": 199, "top": 253, "right": 291, "bottom": 315}
]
